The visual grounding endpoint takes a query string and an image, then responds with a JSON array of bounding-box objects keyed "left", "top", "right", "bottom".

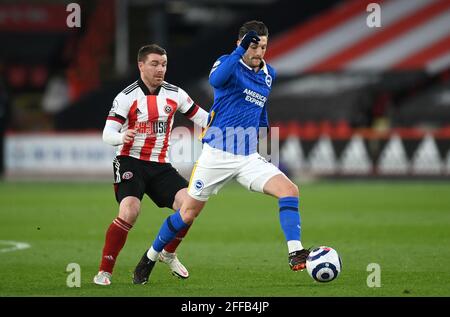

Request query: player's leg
[
  {"left": 118, "top": 196, "right": 141, "bottom": 225},
  {"left": 162, "top": 188, "right": 205, "bottom": 258},
  {"left": 151, "top": 193, "right": 205, "bottom": 257},
  {"left": 263, "top": 174, "right": 310, "bottom": 271},
  {"left": 142, "top": 165, "right": 193, "bottom": 279},
  {"left": 133, "top": 162, "right": 204, "bottom": 284},
  {"left": 133, "top": 145, "right": 232, "bottom": 284},
  {"left": 164, "top": 189, "right": 190, "bottom": 254},
  {"left": 94, "top": 157, "right": 145, "bottom": 286},
  {"left": 236, "top": 154, "right": 309, "bottom": 271},
  {"left": 133, "top": 192, "right": 206, "bottom": 284},
  {"left": 146, "top": 144, "right": 232, "bottom": 263},
  {"left": 157, "top": 189, "right": 192, "bottom": 278}
]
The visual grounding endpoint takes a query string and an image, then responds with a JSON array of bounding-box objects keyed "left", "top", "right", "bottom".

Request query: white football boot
[
  {"left": 158, "top": 250, "right": 189, "bottom": 279},
  {"left": 93, "top": 271, "right": 112, "bottom": 285}
]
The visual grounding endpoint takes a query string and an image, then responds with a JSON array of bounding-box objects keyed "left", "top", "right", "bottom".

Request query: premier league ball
[{"left": 306, "top": 246, "right": 342, "bottom": 283}]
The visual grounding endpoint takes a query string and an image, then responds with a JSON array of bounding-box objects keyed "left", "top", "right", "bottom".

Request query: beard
[
  {"left": 150, "top": 75, "right": 164, "bottom": 86},
  {"left": 250, "top": 58, "right": 262, "bottom": 68},
  {"left": 243, "top": 55, "right": 262, "bottom": 69}
]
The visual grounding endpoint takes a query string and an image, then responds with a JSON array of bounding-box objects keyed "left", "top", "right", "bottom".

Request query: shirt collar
[
  {"left": 239, "top": 59, "right": 269, "bottom": 75},
  {"left": 138, "top": 78, "right": 161, "bottom": 95}
]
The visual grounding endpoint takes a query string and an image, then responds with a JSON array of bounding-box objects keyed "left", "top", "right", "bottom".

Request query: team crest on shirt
[
  {"left": 122, "top": 171, "right": 133, "bottom": 180},
  {"left": 265, "top": 74, "right": 272, "bottom": 87},
  {"left": 194, "top": 180, "right": 204, "bottom": 191},
  {"left": 164, "top": 105, "right": 172, "bottom": 114}
]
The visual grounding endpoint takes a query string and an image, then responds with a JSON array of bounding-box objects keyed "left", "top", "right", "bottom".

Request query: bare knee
[
  {"left": 172, "top": 188, "right": 188, "bottom": 211},
  {"left": 180, "top": 197, "right": 205, "bottom": 224},
  {"left": 180, "top": 209, "right": 196, "bottom": 224},
  {"left": 272, "top": 180, "right": 299, "bottom": 198},
  {"left": 281, "top": 182, "right": 299, "bottom": 198},
  {"left": 118, "top": 196, "right": 141, "bottom": 225},
  {"left": 264, "top": 174, "right": 299, "bottom": 198}
]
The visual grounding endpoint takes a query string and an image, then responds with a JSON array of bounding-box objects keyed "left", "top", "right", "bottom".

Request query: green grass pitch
[{"left": 1, "top": 181, "right": 449, "bottom": 297}]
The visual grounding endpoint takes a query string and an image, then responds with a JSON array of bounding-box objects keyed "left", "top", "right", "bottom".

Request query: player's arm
[
  {"left": 103, "top": 95, "right": 136, "bottom": 145},
  {"left": 209, "top": 31, "right": 260, "bottom": 88},
  {"left": 183, "top": 104, "right": 209, "bottom": 128},
  {"left": 102, "top": 120, "right": 137, "bottom": 146},
  {"left": 178, "top": 88, "right": 210, "bottom": 128}
]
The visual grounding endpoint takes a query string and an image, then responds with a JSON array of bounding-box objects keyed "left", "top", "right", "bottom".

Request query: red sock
[
  {"left": 163, "top": 225, "right": 191, "bottom": 253},
  {"left": 99, "top": 217, "right": 132, "bottom": 274}
]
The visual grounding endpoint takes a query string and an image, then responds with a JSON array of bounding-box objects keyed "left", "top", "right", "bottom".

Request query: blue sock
[
  {"left": 152, "top": 210, "right": 188, "bottom": 252},
  {"left": 278, "top": 197, "right": 301, "bottom": 241}
]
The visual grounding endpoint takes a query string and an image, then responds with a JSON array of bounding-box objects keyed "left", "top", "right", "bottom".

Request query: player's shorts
[
  {"left": 113, "top": 155, "right": 188, "bottom": 209},
  {"left": 187, "top": 144, "right": 283, "bottom": 201}
]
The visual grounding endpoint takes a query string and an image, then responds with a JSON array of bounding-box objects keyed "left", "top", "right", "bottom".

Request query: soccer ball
[{"left": 306, "top": 246, "right": 342, "bottom": 283}]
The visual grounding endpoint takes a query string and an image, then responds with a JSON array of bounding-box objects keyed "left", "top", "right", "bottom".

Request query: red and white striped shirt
[{"left": 106, "top": 78, "right": 207, "bottom": 163}]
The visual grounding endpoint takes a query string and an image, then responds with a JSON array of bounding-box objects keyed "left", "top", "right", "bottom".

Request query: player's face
[
  {"left": 240, "top": 36, "right": 268, "bottom": 69},
  {"left": 139, "top": 53, "right": 167, "bottom": 87}
]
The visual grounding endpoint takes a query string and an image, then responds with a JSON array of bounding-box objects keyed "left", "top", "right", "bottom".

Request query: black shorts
[{"left": 112, "top": 155, "right": 188, "bottom": 209}]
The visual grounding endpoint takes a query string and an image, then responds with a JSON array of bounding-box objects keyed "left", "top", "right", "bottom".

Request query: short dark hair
[
  {"left": 137, "top": 44, "right": 167, "bottom": 63},
  {"left": 238, "top": 20, "right": 269, "bottom": 40}
]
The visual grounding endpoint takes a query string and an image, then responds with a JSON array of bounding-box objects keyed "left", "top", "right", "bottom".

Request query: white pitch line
[{"left": 0, "top": 240, "right": 31, "bottom": 253}]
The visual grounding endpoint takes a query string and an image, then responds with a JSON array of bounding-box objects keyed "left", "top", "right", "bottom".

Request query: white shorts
[{"left": 188, "top": 144, "right": 283, "bottom": 201}]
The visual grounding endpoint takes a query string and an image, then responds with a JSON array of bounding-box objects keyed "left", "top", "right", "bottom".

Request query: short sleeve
[
  {"left": 177, "top": 88, "right": 195, "bottom": 114},
  {"left": 109, "top": 92, "right": 131, "bottom": 119}
]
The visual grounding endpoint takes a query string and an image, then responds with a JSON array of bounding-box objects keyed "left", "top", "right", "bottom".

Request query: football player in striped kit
[
  {"left": 93, "top": 44, "right": 209, "bottom": 285},
  {"left": 133, "top": 21, "right": 309, "bottom": 285}
]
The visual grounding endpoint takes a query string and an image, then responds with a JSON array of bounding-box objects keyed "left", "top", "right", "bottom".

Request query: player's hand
[
  {"left": 123, "top": 128, "right": 137, "bottom": 144},
  {"left": 239, "top": 30, "right": 260, "bottom": 51}
]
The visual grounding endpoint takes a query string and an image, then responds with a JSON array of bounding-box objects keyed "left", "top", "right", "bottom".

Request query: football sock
[
  {"left": 288, "top": 240, "right": 304, "bottom": 253},
  {"left": 164, "top": 225, "right": 191, "bottom": 253},
  {"left": 99, "top": 217, "right": 132, "bottom": 274},
  {"left": 278, "top": 197, "right": 303, "bottom": 253},
  {"left": 146, "top": 246, "right": 159, "bottom": 261},
  {"left": 152, "top": 210, "right": 188, "bottom": 253}
]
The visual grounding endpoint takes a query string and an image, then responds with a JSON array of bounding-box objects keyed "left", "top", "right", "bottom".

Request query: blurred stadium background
[{"left": 1, "top": 0, "right": 450, "bottom": 180}]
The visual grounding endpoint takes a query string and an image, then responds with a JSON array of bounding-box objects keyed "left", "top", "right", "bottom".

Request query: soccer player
[
  {"left": 93, "top": 44, "right": 209, "bottom": 286},
  {"left": 132, "top": 21, "right": 309, "bottom": 284}
]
